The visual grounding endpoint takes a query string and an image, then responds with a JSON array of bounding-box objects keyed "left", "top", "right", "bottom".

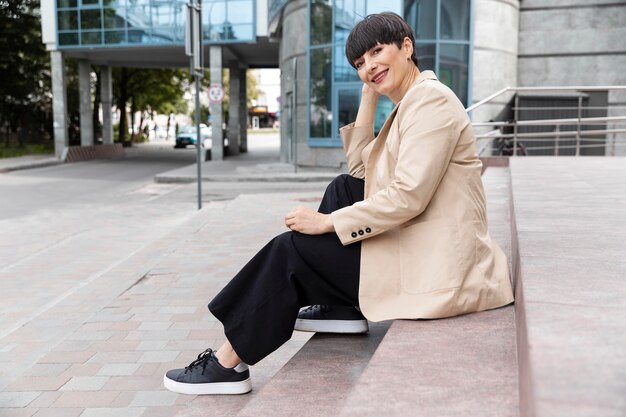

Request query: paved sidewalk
[
  {"left": 0, "top": 155, "right": 60, "bottom": 173},
  {"left": 0, "top": 191, "right": 323, "bottom": 417}
]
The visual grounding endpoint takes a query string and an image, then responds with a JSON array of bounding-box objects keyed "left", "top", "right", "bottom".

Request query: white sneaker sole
[
  {"left": 163, "top": 375, "right": 252, "bottom": 395},
  {"left": 294, "top": 318, "right": 369, "bottom": 334}
]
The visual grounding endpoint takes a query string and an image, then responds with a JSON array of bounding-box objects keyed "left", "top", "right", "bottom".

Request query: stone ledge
[{"left": 65, "top": 144, "right": 125, "bottom": 163}]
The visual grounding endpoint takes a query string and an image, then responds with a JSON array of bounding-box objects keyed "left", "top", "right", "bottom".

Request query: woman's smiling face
[{"left": 353, "top": 37, "right": 415, "bottom": 102}]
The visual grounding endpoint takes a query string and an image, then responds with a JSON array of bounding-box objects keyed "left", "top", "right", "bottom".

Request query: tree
[
  {"left": 0, "top": 0, "right": 52, "bottom": 147},
  {"left": 113, "top": 68, "right": 187, "bottom": 143}
]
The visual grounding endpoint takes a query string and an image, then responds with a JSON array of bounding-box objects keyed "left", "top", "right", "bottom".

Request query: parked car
[{"left": 175, "top": 124, "right": 211, "bottom": 148}]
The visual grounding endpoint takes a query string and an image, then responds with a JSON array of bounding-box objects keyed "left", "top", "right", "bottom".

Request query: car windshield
[{"left": 179, "top": 126, "right": 196, "bottom": 133}]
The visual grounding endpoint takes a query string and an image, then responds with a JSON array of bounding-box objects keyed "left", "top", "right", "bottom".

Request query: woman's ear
[{"left": 403, "top": 37, "right": 413, "bottom": 60}]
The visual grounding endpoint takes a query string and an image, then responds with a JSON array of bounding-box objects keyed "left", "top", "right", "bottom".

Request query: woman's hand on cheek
[
  {"left": 284, "top": 206, "right": 334, "bottom": 235},
  {"left": 361, "top": 82, "right": 379, "bottom": 101}
]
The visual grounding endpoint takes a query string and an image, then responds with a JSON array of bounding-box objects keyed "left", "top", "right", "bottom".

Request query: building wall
[
  {"left": 280, "top": 0, "right": 347, "bottom": 169},
  {"left": 471, "top": 0, "right": 519, "bottom": 123},
  {"left": 518, "top": 0, "right": 626, "bottom": 154}
]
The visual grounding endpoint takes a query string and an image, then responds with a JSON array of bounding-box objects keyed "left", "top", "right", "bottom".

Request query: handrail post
[
  {"left": 513, "top": 95, "right": 519, "bottom": 156},
  {"left": 554, "top": 124, "right": 560, "bottom": 156},
  {"left": 576, "top": 95, "right": 582, "bottom": 156}
]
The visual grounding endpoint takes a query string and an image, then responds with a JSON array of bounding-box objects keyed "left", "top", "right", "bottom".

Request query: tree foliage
[
  {"left": 113, "top": 67, "right": 188, "bottom": 142},
  {"left": 0, "top": 0, "right": 52, "bottom": 146}
]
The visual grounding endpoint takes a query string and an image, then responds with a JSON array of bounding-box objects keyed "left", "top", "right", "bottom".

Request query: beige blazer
[{"left": 331, "top": 71, "right": 514, "bottom": 321}]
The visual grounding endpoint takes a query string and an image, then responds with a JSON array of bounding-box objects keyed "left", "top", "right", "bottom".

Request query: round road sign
[{"left": 209, "top": 84, "right": 224, "bottom": 104}]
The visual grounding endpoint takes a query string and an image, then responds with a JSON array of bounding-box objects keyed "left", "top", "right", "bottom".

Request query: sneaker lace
[{"left": 184, "top": 348, "right": 214, "bottom": 374}]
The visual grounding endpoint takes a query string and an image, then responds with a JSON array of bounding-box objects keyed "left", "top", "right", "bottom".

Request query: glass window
[
  {"left": 404, "top": 0, "right": 437, "bottom": 40},
  {"left": 205, "top": 2, "right": 226, "bottom": 28},
  {"left": 338, "top": 88, "right": 360, "bottom": 129},
  {"left": 103, "top": 8, "right": 125, "bottom": 29},
  {"left": 310, "top": 47, "right": 332, "bottom": 138},
  {"left": 58, "top": 32, "right": 79, "bottom": 45},
  {"left": 57, "top": 0, "right": 77, "bottom": 8},
  {"left": 415, "top": 43, "right": 436, "bottom": 71},
  {"left": 226, "top": 1, "right": 253, "bottom": 24},
  {"left": 439, "top": 43, "right": 468, "bottom": 105},
  {"left": 127, "top": 29, "right": 147, "bottom": 43},
  {"left": 81, "top": 0, "right": 100, "bottom": 5},
  {"left": 58, "top": 11, "right": 78, "bottom": 30},
  {"left": 80, "top": 9, "right": 101, "bottom": 29},
  {"left": 311, "top": 0, "right": 332, "bottom": 45},
  {"left": 81, "top": 31, "right": 102, "bottom": 44},
  {"left": 441, "top": 0, "right": 470, "bottom": 40},
  {"left": 104, "top": 30, "right": 126, "bottom": 44},
  {"left": 366, "top": 0, "right": 401, "bottom": 14},
  {"left": 335, "top": 44, "right": 359, "bottom": 82},
  {"left": 374, "top": 97, "right": 395, "bottom": 135}
]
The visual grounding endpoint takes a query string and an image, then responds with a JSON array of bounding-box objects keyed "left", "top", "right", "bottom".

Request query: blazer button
[
  {"left": 358, "top": 229, "right": 364, "bottom": 236},
  {"left": 365, "top": 227, "right": 372, "bottom": 233},
  {"left": 351, "top": 232, "right": 358, "bottom": 238}
]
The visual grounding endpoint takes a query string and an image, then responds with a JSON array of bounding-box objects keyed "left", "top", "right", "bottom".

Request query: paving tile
[
  {"left": 23, "top": 364, "right": 72, "bottom": 377},
  {"left": 6, "top": 375, "right": 72, "bottom": 392},
  {"left": 109, "top": 391, "right": 136, "bottom": 408},
  {"left": 0, "top": 391, "right": 41, "bottom": 407},
  {"left": 97, "top": 364, "right": 141, "bottom": 376},
  {"left": 79, "top": 408, "right": 145, "bottom": 417},
  {"left": 39, "top": 351, "right": 95, "bottom": 364},
  {"left": 52, "top": 391, "right": 120, "bottom": 408},
  {"left": 129, "top": 391, "right": 179, "bottom": 407},
  {"left": 138, "top": 351, "right": 180, "bottom": 363},
  {"left": 60, "top": 376, "right": 110, "bottom": 391},
  {"left": 87, "top": 351, "right": 143, "bottom": 364},
  {"left": 135, "top": 341, "right": 168, "bottom": 351},
  {"left": 29, "top": 391, "right": 62, "bottom": 408},
  {"left": 101, "top": 376, "right": 162, "bottom": 391},
  {"left": 0, "top": 408, "right": 38, "bottom": 417},
  {"left": 33, "top": 409, "right": 84, "bottom": 417},
  {"left": 137, "top": 322, "right": 172, "bottom": 331},
  {"left": 139, "top": 406, "right": 186, "bottom": 417}
]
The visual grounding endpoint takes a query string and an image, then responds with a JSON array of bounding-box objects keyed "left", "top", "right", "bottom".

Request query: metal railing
[{"left": 465, "top": 86, "right": 626, "bottom": 156}]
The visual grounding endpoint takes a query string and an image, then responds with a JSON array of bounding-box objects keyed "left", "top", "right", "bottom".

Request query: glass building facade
[
  {"left": 56, "top": 0, "right": 255, "bottom": 48},
  {"left": 308, "top": 0, "right": 472, "bottom": 147}
]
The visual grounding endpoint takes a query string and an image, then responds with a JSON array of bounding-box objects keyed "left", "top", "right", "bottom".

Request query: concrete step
[
  {"left": 229, "top": 166, "right": 518, "bottom": 416},
  {"left": 509, "top": 157, "right": 626, "bottom": 416},
  {"left": 337, "top": 166, "right": 518, "bottom": 417},
  {"left": 234, "top": 321, "right": 392, "bottom": 417}
]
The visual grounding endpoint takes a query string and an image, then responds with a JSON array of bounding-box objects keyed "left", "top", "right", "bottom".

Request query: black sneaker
[
  {"left": 163, "top": 348, "right": 251, "bottom": 395},
  {"left": 294, "top": 305, "right": 368, "bottom": 334}
]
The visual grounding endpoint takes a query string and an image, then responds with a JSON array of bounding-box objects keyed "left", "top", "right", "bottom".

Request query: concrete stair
[
  {"left": 180, "top": 157, "right": 626, "bottom": 417},
  {"left": 231, "top": 166, "right": 519, "bottom": 416}
]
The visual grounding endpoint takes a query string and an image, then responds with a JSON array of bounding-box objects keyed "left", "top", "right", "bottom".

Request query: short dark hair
[{"left": 345, "top": 12, "right": 418, "bottom": 69}]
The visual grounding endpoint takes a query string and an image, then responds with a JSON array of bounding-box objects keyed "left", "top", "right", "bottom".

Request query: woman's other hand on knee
[{"left": 285, "top": 206, "right": 335, "bottom": 235}]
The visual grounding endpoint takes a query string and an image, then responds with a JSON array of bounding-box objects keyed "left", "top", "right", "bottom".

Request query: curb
[
  {"left": 0, "top": 159, "right": 62, "bottom": 173},
  {"left": 154, "top": 173, "right": 340, "bottom": 183}
]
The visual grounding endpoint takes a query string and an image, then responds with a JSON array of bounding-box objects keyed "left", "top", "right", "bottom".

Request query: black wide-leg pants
[{"left": 208, "top": 174, "right": 365, "bottom": 365}]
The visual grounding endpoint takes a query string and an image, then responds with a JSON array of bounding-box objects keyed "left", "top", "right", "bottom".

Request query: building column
[
  {"left": 78, "top": 60, "right": 94, "bottom": 147},
  {"left": 238, "top": 67, "right": 248, "bottom": 153},
  {"left": 227, "top": 60, "right": 240, "bottom": 156},
  {"left": 100, "top": 66, "right": 113, "bottom": 145},
  {"left": 210, "top": 46, "right": 224, "bottom": 160},
  {"left": 50, "top": 51, "right": 68, "bottom": 159}
]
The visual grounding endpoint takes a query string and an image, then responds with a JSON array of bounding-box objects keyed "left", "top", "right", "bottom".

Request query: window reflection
[
  {"left": 311, "top": 0, "right": 332, "bottom": 45},
  {"left": 57, "top": 0, "right": 254, "bottom": 47},
  {"left": 415, "top": 43, "right": 436, "bottom": 71},
  {"left": 374, "top": 96, "right": 394, "bottom": 135},
  {"left": 440, "top": 44, "right": 468, "bottom": 105},
  {"left": 404, "top": 0, "right": 436, "bottom": 40},
  {"left": 310, "top": 47, "right": 333, "bottom": 138},
  {"left": 441, "top": 0, "right": 470, "bottom": 40},
  {"left": 338, "top": 89, "right": 359, "bottom": 129}
]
